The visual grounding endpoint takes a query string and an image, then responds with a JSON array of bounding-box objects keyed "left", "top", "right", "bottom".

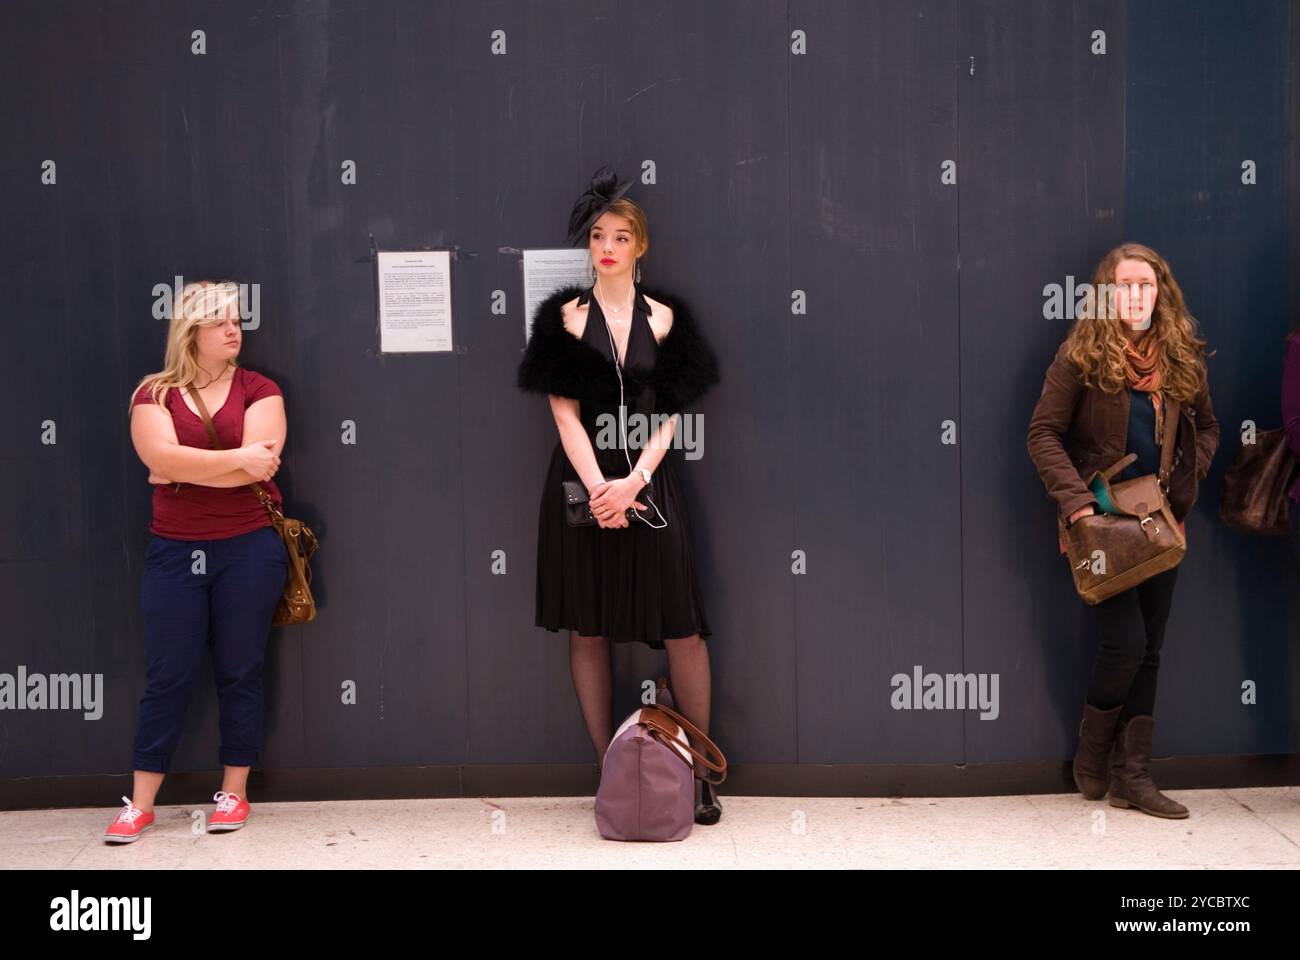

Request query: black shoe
[{"left": 694, "top": 778, "right": 722, "bottom": 825}]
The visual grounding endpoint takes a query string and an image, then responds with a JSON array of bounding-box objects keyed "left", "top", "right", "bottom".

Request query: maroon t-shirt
[{"left": 131, "top": 366, "right": 285, "bottom": 540}]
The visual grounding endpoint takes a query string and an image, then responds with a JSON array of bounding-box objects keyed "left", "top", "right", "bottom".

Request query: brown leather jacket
[{"left": 1027, "top": 340, "right": 1220, "bottom": 524}]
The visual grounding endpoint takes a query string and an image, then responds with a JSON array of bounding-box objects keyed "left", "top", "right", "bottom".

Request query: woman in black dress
[{"left": 517, "top": 167, "right": 722, "bottom": 823}]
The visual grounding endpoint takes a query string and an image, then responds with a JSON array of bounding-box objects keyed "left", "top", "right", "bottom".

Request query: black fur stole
[{"left": 516, "top": 282, "right": 720, "bottom": 415}]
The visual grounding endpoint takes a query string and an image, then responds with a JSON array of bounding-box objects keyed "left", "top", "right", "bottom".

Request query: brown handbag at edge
[
  {"left": 1219, "top": 427, "right": 1298, "bottom": 536},
  {"left": 1058, "top": 396, "right": 1185, "bottom": 605},
  {"left": 187, "top": 383, "right": 319, "bottom": 625}
]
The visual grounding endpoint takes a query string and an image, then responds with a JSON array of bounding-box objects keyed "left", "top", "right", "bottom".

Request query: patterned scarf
[{"left": 1123, "top": 331, "right": 1164, "bottom": 440}]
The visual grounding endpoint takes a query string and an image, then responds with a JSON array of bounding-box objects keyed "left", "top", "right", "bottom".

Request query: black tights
[
  {"left": 568, "top": 632, "right": 711, "bottom": 768},
  {"left": 1085, "top": 565, "right": 1179, "bottom": 720}
]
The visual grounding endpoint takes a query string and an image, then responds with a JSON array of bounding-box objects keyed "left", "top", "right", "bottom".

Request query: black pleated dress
[{"left": 532, "top": 284, "right": 712, "bottom": 649}]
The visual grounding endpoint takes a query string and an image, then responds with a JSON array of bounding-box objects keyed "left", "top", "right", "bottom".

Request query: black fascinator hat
[{"left": 566, "top": 164, "right": 635, "bottom": 247}]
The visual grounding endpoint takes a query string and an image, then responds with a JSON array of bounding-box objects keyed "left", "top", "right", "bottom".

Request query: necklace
[
  {"left": 595, "top": 279, "right": 634, "bottom": 324},
  {"left": 194, "top": 362, "right": 231, "bottom": 389},
  {"left": 605, "top": 311, "right": 630, "bottom": 365}
]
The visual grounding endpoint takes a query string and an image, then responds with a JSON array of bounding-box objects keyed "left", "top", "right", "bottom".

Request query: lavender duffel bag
[{"left": 594, "top": 680, "right": 727, "bottom": 842}]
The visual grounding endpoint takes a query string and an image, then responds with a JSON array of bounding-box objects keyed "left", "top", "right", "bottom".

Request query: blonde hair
[
  {"left": 1063, "top": 242, "right": 1211, "bottom": 402},
  {"left": 127, "top": 279, "right": 241, "bottom": 414},
  {"left": 592, "top": 198, "right": 650, "bottom": 260}
]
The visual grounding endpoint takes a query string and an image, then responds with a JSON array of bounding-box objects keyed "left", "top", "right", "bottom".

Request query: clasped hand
[{"left": 588, "top": 476, "right": 648, "bottom": 529}]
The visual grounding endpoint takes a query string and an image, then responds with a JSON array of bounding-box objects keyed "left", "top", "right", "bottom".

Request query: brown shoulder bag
[
  {"left": 1059, "top": 397, "right": 1185, "bottom": 605},
  {"left": 1219, "top": 428, "right": 1297, "bottom": 536},
  {"left": 187, "top": 383, "right": 319, "bottom": 625}
]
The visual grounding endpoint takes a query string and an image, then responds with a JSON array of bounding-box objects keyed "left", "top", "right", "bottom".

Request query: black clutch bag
[{"left": 562, "top": 479, "right": 645, "bottom": 527}]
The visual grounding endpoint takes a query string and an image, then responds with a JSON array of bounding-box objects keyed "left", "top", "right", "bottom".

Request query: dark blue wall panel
[
  {"left": 1122, "top": 0, "right": 1300, "bottom": 754},
  {"left": 0, "top": 0, "right": 1296, "bottom": 792},
  {"left": 790, "top": 0, "right": 963, "bottom": 762},
  {"left": 957, "top": 0, "right": 1128, "bottom": 762}
]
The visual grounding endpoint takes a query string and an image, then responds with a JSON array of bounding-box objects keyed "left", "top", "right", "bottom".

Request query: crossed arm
[{"left": 129, "top": 396, "right": 286, "bottom": 487}]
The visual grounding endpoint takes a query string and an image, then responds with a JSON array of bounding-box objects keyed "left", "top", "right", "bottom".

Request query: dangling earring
[
  {"left": 588, "top": 259, "right": 596, "bottom": 284},
  {"left": 634, "top": 258, "right": 642, "bottom": 284}
]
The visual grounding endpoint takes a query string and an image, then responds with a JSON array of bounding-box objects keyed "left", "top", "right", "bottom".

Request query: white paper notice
[
  {"left": 522, "top": 248, "right": 594, "bottom": 342},
  {"left": 377, "top": 250, "right": 453, "bottom": 353}
]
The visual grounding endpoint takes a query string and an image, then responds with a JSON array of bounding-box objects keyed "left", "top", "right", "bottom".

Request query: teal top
[
  {"left": 1088, "top": 473, "right": 1121, "bottom": 515},
  {"left": 1086, "top": 388, "right": 1162, "bottom": 515}
]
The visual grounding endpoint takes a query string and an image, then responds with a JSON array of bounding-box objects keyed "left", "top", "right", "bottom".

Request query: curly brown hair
[{"left": 1063, "top": 242, "right": 1211, "bottom": 402}]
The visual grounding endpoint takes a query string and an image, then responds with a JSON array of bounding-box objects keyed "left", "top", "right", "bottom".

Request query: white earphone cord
[{"left": 603, "top": 293, "right": 667, "bottom": 530}]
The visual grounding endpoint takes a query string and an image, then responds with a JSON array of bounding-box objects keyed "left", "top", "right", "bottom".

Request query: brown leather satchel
[
  {"left": 1059, "top": 397, "right": 1185, "bottom": 605},
  {"left": 1219, "top": 428, "right": 1298, "bottom": 536},
  {"left": 187, "top": 384, "right": 319, "bottom": 625}
]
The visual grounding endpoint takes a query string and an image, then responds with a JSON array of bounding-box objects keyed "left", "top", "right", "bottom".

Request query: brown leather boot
[
  {"left": 1072, "top": 703, "right": 1123, "bottom": 800},
  {"left": 1107, "top": 715, "right": 1189, "bottom": 818}
]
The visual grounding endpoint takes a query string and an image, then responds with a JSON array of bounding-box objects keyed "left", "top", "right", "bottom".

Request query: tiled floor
[{"left": 2, "top": 788, "right": 1297, "bottom": 869}]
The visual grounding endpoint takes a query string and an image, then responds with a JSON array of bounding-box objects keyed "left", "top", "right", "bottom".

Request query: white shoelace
[
  {"left": 212, "top": 791, "right": 242, "bottom": 814},
  {"left": 115, "top": 796, "right": 144, "bottom": 825}
]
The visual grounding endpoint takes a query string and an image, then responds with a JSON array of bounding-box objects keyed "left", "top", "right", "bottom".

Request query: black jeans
[{"left": 1085, "top": 564, "right": 1180, "bottom": 720}]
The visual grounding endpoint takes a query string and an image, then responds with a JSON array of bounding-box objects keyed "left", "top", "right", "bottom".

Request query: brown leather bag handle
[
  {"left": 642, "top": 716, "right": 727, "bottom": 786},
  {"left": 640, "top": 703, "right": 728, "bottom": 785},
  {"left": 186, "top": 382, "right": 283, "bottom": 518},
  {"left": 1099, "top": 453, "right": 1137, "bottom": 481}
]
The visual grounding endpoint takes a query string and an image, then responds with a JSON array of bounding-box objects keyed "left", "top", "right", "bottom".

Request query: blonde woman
[
  {"left": 104, "top": 280, "right": 288, "bottom": 842},
  {"left": 1028, "top": 243, "right": 1219, "bottom": 819}
]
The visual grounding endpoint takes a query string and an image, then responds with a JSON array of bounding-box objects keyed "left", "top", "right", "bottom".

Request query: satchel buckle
[{"left": 1140, "top": 515, "right": 1160, "bottom": 537}]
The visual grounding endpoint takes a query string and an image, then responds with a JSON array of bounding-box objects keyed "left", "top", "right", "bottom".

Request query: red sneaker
[
  {"left": 207, "top": 791, "right": 250, "bottom": 832},
  {"left": 103, "top": 796, "right": 155, "bottom": 844}
]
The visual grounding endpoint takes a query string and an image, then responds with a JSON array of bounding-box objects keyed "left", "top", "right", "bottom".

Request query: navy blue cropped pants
[{"left": 132, "top": 525, "right": 287, "bottom": 773}]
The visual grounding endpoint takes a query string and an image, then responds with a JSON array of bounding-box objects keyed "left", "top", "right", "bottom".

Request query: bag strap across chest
[
  {"left": 1099, "top": 395, "right": 1181, "bottom": 490},
  {"left": 186, "top": 382, "right": 281, "bottom": 515}
]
